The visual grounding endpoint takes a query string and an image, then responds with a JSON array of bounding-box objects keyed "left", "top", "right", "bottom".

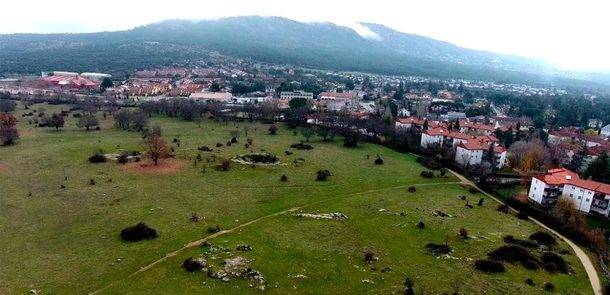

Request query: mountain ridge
[{"left": 0, "top": 15, "right": 607, "bottom": 88}]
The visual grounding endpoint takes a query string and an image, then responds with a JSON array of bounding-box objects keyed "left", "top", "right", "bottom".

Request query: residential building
[
  {"left": 280, "top": 91, "right": 313, "bottom": 100},
  {"left": 528, "top": 168, "right": 610, "bottom": 216},
  {"left": 189, "top": 91, "right": 233, "bottom": 102},
  {"left": 602, "top": 124, "right": 610, "bottom": 138},
  {"left": 455, "top": 140, "right": 507, "bottom": 169}
]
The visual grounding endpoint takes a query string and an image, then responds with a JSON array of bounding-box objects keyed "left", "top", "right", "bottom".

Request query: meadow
[{"left": 0, "top": 103, "right": 593, "bottom": 294}]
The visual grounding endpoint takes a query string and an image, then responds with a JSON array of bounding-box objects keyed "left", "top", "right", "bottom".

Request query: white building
[
  {"left": 189, "top": 91, "right": 233, "bottom": 102},
  {"left": 528, "top": 168, "right": 610, "bottom": 216},
  {"left": 602, "top": 124, "right": 610, "bottom": 138},
  {"left": 280, "top": 91, "right": 313, "bottom": 100},
  {"left": 420, "top": 127, "right": 448, "bottom": 148},
  {"left": 455, "top": 140, "right": 507, "bottom": 169}
]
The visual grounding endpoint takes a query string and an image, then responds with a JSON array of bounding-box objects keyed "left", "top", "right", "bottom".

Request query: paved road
[{"left": 450, "top": 170, "right": 602, "bottom": 295}]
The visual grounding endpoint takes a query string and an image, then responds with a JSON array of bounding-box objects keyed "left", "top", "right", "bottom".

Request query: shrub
[
  {"left": 522, "top": 259, "right": 541, "bottom": 270},
  {"left": 541, "top": 252, "right": 569, "bottom": 273},
  {"left": 516, "top": 211, "right": 529, "bottom": 220},
  {"left": 207, "top": 225, "right": 221, "bottom": 233},
  {"left": 363, "top": 250, "right": 376, "bottom": 263},
  {"left": 280, "top": 175, "right": 288, "bottom": 182},
  {"left": 417, "top": 221, "right": 425, "bottom": 229},
  {"left": 216, "top": 159, "right": 231, "bottom": 171},
  {"left": 88, "top": 153, "right": 106, "bottom": 163},
  {"left": 503, "top": 235, "right": 538, "bottom": 248},
  {"left": 230, "top": 137, "right": 238, "bottom": 143},
  {"left": 474, "top": 259, "right": 505, "bottom": 273},
  {"left": 117, "top": 152, "right": 132, "bottom": 164},
  {"left": 120, "top": 222, "right": 158, "bottom": 242},
  {"left": 478, "top": 198, "right": 485, "bottom": 206},
  {"left": 198, "top": 146, "right": 213, "bottom": 152},
  {"left": 404, "top": 277, "right": 414, "bottom": 295},
  {"left": 268, "top": 124, "right": 278, "bottom": 135},
  {"left": 408, "top": 186, "right": 417, "bottom": 193},
  {"left": 459, "top": 228, "right": 469, "bottom": 239},
  {"left": 529, "top": 232, "right": 557, "bottom": 246},
  {"left": 420, "top": 171, "right": 434, "bottom": 178},
  {"left": 497, "top": 204, "right": 510, "bottom": 213},
  {"left": 426, "top": 243, "right": 452, "bottom": 255},
  {"left": 525, "top": 278, "right": 535, "bottom": 286},
  {"left": 316, "top": 170, "right": 331, "bottom": 181},
  {"left": 439, "top": 168, "right": 448, "bottom": 176},
  {"left": 543, "top": 282, "right": 554, "bottom": 291},
  {"left": 290, "top": 142, "right": 313, "bottom": 150},
  {"left": 469, "top": 187, "right": 478, "bottom": 194},
  {"left": 182, "top": 257, "right": 205, "bottom": 272},
  {"left": 215, "top": 142, "right": 223, "bottom": 147},
  {"left": 487, "top": 245, "right": 540, "bottom": 268},
  {"left": 285, "top": 150, "right": 293, "bottom": 155},
  {"left": 237, "top": 153, "right": 278, "bottom": 164},
  {"left": 417, "top": 156, "right": 443, "bottom": 170},
  {"left": 374, "top": 156, "right": 384, "bottom": 165}
]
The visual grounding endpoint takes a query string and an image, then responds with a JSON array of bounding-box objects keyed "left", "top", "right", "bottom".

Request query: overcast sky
[{"left": 1, "top": 0, "right": 608, "bottom": 72}]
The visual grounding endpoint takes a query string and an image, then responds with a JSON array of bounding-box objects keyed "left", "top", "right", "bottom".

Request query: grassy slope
[{"left": 0, "top": 103, "right": 592, "bottom": 294}]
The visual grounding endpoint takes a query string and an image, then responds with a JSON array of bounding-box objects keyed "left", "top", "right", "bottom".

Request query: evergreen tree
[{"left": 584, "top": 153, "right": 610, "bottom": 184}]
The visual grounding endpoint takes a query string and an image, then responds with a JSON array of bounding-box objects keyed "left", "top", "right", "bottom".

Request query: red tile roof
[{"left": 534, "top": 168, "right": 610, "bottom": 195}]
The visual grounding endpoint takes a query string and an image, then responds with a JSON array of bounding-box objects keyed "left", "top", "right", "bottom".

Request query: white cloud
[
  {"left": 346, "top": 23, "right": 382, "bottom": 41},
  {"left": 1, "top": 0, "right": 609, "bottom": 71}
]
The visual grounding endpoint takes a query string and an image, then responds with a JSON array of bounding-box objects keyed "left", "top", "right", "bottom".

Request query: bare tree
[{"left": 143, "top": 127, "right": 170, "bottom": 165}]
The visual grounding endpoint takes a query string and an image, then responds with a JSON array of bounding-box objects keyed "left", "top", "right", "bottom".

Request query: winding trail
[
  {"left": 449, "top": 170, "right": 602, "bottom": 295},
  {"left": 89, "top": 180, "right": 459, "bottom": 294}
]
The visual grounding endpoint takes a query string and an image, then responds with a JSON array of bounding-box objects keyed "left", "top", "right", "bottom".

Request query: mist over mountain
[{"left": 0, "top": 16, "right": 607, "bottom": 87}]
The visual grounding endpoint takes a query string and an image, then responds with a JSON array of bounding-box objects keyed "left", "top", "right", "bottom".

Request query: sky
[{"left": 1, "top": 0, "right": 609, "bottom": 72}]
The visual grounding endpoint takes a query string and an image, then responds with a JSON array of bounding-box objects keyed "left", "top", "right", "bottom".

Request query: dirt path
[
  {"left": 89, "top": 180, "right": 459, "bottom": 294},
  {"left": 449, "top": 170, "right": 602, "bottom": 295}
]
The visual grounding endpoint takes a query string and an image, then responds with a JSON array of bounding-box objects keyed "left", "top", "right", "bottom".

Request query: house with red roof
[
  {"left": 420, "top": 127, "right": 449, "bottom": 147},
  {"left": 455, "top": 139, "right": 507, "bottom": 169},
  {"left": 528, "top": 168, "right": 610, "bottom": 216}
]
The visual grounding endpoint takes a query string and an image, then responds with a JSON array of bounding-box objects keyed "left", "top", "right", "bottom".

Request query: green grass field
[{"left": 0, "top": 103, "right": 593, "bottom": 294}]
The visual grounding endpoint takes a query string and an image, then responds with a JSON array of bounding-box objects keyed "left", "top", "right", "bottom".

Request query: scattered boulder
[
  {"left": 285, "top": 150, "right": 293, "bottom": 155},
  {"left": 236, "top": 244, "right": 253, "bottom": 251},
  {"left": 280, "top": 174, "right": 288, "bottom": 182},
  {"left": 417, "top": 220, "right": 425, "bottom": 229},
  {"left": 294, "top": 212, "right": 347, "bottom": 220},
  {"left": 432, "top": 210, "right": 452, "bottom": 218},
  {"left": 216, "top": 143, "right": 224, "bottom": 147},
  {"left": 543, "top": 282, "right": 554, "bottom": 291},
  {"left": 234, "top": 153, "right": 279, "bottom": 165},
  {"left": 478, "top": 198, "right": 485, "bottom": 206},
  {"left": 525, "top": 278, "right": 535, "bottom": 286},
  {"left": 120, "top": 222, "right": 158, "bottom": 242},
  {"left": 426, "top": 243, "right": 452, "bottom": 256},
  {"left": 408, "top": 186, "right": 416, "bottom": 193}
]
